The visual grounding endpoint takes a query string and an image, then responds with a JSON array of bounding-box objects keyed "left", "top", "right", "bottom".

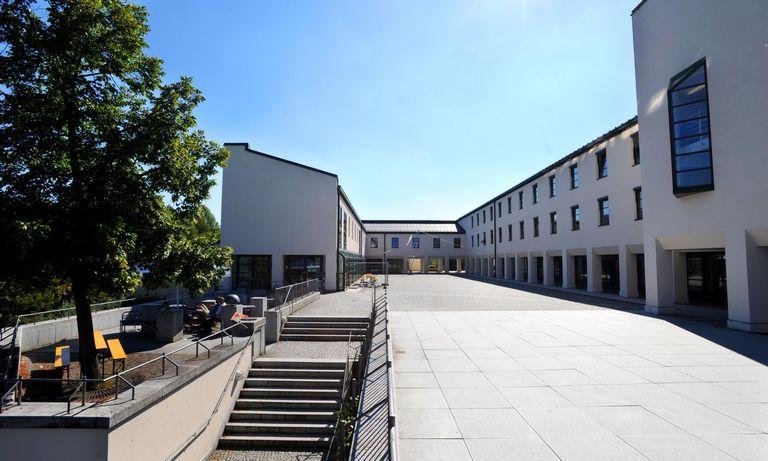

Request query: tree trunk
[{"left": 72, "top": 274, "right": 99, "bottom": 379}]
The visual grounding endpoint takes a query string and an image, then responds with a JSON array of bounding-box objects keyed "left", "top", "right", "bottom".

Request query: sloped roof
[{"left": 363, "top": 220, "right": 464, "bottom": 234}]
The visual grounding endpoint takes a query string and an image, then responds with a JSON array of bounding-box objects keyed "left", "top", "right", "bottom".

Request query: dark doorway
[
  {"left": 509, "top": 258, "right": 516, "bottom": 280},
  {"left": 521, "top": 257, "right": 529, "bottom": 281},
  {"left": 636, "top": 254, "right": 645, "bottom": 298},
  {"left": 387, "top": 258, "right": 404, "bottom": 274},
  {"left": 499, "top": 258, "right": 505, "bottom": 279},
  {"left": 574, "top": 255, "right": 587, "bottom": 289},
  {"left": 553, "top": 256, "right": 563, "bottom": 286},
  {"left": 535, "top": 257, "right": 544, "bottom": 283},
  {"left": 449, "top": 258, "right": 458, "bottom": 272},
  {"left": 601, "top": 255, "right": 620, "bottom": 294},
  {"left": 234, "top": 255, "right": 272, "bottom": 290},
  {"left": 686, "top": 252, "right": 727, "bottom": 307}
]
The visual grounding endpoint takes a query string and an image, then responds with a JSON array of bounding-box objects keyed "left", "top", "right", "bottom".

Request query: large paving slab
[{"left": 388, "top": 274, "right": 768, "bottom": 461}]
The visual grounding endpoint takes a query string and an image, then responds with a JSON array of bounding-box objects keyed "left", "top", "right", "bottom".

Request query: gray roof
[{"left": 363, "top": 221, "right": 464, "bottom": 234}]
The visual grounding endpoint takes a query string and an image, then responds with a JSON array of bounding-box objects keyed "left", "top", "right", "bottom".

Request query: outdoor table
[{"left": 94, "top": 330, "right": 109, "bottom": 377}]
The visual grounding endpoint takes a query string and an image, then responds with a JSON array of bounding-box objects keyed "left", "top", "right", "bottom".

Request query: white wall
[
  {"left": 366, "top": 232, "right": 466, "bottom": 271},
  {"left": 221, "top": 144, "right": 340, "bottom": 290},
  {"left": 633, "top": 0, "right": 768, "bottom": 331},
  {"left": 339, "top": 195, "right": 365, "bottom": 256}
]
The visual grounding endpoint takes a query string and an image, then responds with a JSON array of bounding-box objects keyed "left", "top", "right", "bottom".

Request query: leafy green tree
[{"left": 0, "top": 0, "right": 231, "bottom": 377}]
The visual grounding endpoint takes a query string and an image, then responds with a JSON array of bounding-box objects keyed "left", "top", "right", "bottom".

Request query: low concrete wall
[
  {"left": 0, "top": 319, "right": 267, "bottom": 461},
  {"left": 18, "top": 307, "right": 133, "bottom": 352}
]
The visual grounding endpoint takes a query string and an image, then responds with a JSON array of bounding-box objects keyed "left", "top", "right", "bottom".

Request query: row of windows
[
  {"left": 370, "top": 236, "right": 462, "bottom": 249},
  {"left": 469, "top": 135, "right": 640, "bottom": 229},
  {"left": 470, "top": 187, "right": 642, "bottom": 247}
]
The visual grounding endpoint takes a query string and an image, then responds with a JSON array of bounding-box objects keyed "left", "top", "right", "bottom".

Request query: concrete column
[
  {"left": 515, "top": 256, "right": 523, "bottom": 281},
  {"left": 587, "top": 249, "right": 601, "bottom": 292},
  {"left": 644, "top": 239, "right": 676, "bottom": 314},
  {"left": 543, "top": 254, "right": 554, "bottom": 285},
  {"left": 562, "top": 250, "right": 574, "bottom": 288},
  {"left": 619, "top": 245, "right": 639, "bottom": 298},
  {"left": 527, "top": 253, "right": 536, "bottom": 283},
  {"left": 503, "top": 256, "right": 510, "bottom": 280},
  {"left": 726, "top": 231, "right": 768, "bottom": 332},
  {"left": 672, "top": 250, "right": 689, "bottom": 304}
]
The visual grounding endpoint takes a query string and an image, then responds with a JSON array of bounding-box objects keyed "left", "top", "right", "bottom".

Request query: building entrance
[
  {"left": 574, "top": 256, "right": 587, "bottom": 289},
  {"left": 387, "top": 258, "right": 404, "bottom": 274},
  {"left": 601, "top": 255, "right": 620, "bottom": 294},
  {"left": 553, "top": 256, "right": 563, "bottom": 286},
  {"left": 535, "top": 257, "right": 544, "bottom": 283},
  {"left": 686, "top": 252, "right": 727, "bottom": 307},
  {"left": 408, "top": 257, "right": 423, "bottom": 273},
  {"left": 636, "top": 254, "right": 645, "bottom": 298}
]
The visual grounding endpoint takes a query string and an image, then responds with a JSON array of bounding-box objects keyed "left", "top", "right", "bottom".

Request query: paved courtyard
[{"left": 388, "top": 275, "right": 768, "bottom": 460}]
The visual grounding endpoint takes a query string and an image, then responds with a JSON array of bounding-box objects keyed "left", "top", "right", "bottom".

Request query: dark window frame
[
  {"left": 533, "top": 217, "right": 539, "bottom": 237},
  {"left": 549, "top": 174, "right": 557, "bottom": 197},
  {"left": 596, "top": 149, "right": 608, "bottom": 179},
  {"left": 519, "top": 220, "right": 525, "bottom": 240},
  {"left": 634, "top": 186, "right": 643, "bottom": 221},
  {"left": 631, "top": 132, "right": 640, "bottom": 166},
  {"left": 550, "top": 211, "right": 557, "bottom": 234},
  {"left": 453, "top": 237, "right": 461, "bottom": 249},
  {"left": 571, "top": 205, "right": 580, "bottom": 231},
  {"left": 507, "top": 196, "right": 512, "bottom": 214},
  {"left": 370, "top": 237, "right": 378, "bottom": 248},
  {"left": 518, "top": 190, "right": 524, "bottom": 209},
  {"left": 532, "top": 183, "right": 539, "bottom": 204},
  {"left": 668, "top": 57, "right": 715, "bottom": 196},
  {"left": 569, "top": 164, "right": 579, "bottom": 189},
  {"left": 391, "top": 237, "right": 399, "bottom": 249},
  {"left": 507, "top": 223, "right": 513, "bottom": 241},
  {"left": 597, "top": 196, "right": 610, "bottom": 226}
]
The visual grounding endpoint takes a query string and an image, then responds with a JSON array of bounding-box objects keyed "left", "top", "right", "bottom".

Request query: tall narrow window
[
  {"left": 507, "top": 196, "right": 512, "bottom": 214},
  {"left": 519, "top": 221, "right": 525, "bottom": 239},
  {"left": 634, "top": 187, "right": 643, "bottom": 220},
  {"left": 483, "top": 209, "right": 486, "bottom": 223},
  {"left": 453, "top": 238, "right": 461, "bottom": 249},
  {"left": 490, "top": 206, "right": 494, "bottom": 220},
  {"left": 668, "top": 58, "right": 714, "bottom": 195},
  {"left": 532, "top": 184, "right": 539, "bottom": 204},
  {"left": 498, "top": 227, "right": 502, "bottom": 242},
  {"left": 569, "top": 164, "right": 579, "bottom": 189},
  {"left": 549, "top": 175, "right": 557, "bottom": 197},
  {"left": 533, "top": 217, "right": 539, "bottom": 237},
  {"left": 497, "top": 202, "right": 501, "bottom": 217},
  {"left": 371, "top": 237, "right": 378, "bottom": 248},
  {"left": 507, "top": 224, "right": 513, "bottom": 241},
  {"left": 476, "top": 213, "right": 480, "bottom": 225},
  {"left": 490, "top": 230, "right": 494, "bottom": 244},
  {"left": 518, "top": 191, "right": 524, "bottom": 209},
  {"left": 596, "top": 149, "right": 607, "bottom": 179},
  {"left": 391, "top": 237, "right": 399, "bottom": 248},
  {"left": 433, "top": 237, "right": 440, "bottom": 249},
  {"left": 482, "top": 232, "right": 486, "bottom": 245},
  {"left": 471, "top": 216, "right": 474, "bottom": 228},
  {"left": 471, "top": 235, "right": 475, "bottom": 247},
  {"left": 550, "top": 211, "right": 557, "bottom": 234},
  {"left": 631, "top": 132, "right": 640, "bottom": 165},
  {"left": 598, "top": 196, "right": 610, "bottom": 226},
  {"left": 571, "top": 205, "right": 580, "bottom": 231},
  {"left": 412, "top": 237, "right": 420, "bottom": 248}
]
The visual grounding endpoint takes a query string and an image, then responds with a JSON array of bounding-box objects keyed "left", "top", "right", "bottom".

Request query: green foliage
[{"left": 0, "top": 0, "right": 231, "bottom": 372}]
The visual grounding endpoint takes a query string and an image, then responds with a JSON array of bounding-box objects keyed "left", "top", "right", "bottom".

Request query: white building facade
[
  {"left": 632, "top": 0, "right": 768, "bottom": 332},
  {"left": 221, "top": 143, "right": 365, "bottom": 292},
  {"left": 363, "top": 221, "right": 467, "bottom": 274}
]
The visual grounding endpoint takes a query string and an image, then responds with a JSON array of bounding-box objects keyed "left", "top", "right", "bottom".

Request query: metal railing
[
  {"left": 324, "top": 333, "right": 361, "bottom": 461},
  {"left": 348, "top": 284, "right": 397, "bottom": 461},
  {"left": 0, "top": 319, "right": 256, "bottom": 414},
  {"left": 268, "top": 278, "right": 321, "bottom": 311}
]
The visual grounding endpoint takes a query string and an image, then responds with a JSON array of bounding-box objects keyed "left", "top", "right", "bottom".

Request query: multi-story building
[
  {"left": 221, "top": 143, "right": 365, "bottom": 292},
  {"left": 632, "top": 0, "right": 768, "bottom": 332},
  {"left": 457, "top": 119, "right": 644, "bottom": 298},
  {"left": 221, "top": 0, "right": 767, "bottom": 331},
  {"left": 363, "top": 221, "right": 467, "bottom": 274}
]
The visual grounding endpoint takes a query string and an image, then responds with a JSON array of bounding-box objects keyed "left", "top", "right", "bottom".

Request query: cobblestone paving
[
  {"left": 262, "top": 340, "right": 362, "bottom": 360},
  {"left": 293, "top": 286, "right": 373, "bottom": 317},
  {"left": 208, "top": 449, "right": 323, "bottom": 461},
  {"left": 387, "top": 274, "right": 641, "bottom": 311}
]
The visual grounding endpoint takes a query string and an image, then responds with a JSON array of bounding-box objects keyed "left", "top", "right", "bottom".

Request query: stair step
[
  {"left": 252, "top": 359, "right": 346, "bottom": 369},
  {"left": 218, "top": 434, "right": 331, "bottom": 450},
  {"left": 235, "top": 398, "right": 340, "bottom": 410},
  {"left": 240, "top": 388, "right": 341, "bottom": 399},
  {"left": 229, "top": 410, "right": 336, "bottom": 422},
  {"left": 249, "top": 368, "right": 345, "bottom": 378},
  {"left": 287, "top": 316, "right": 369, "bottom": 322},
  {"left": 285, "top": 322, "right": 369, "bottom": 328},
  {"left": 281, "top": 327, "right": 368, "bottom": 335},
  {"left": 245, "top": 377, "right": 342, "bottom": 388},
  {"left": 280, "top": 334, "right": 366, "bottom": 342},
  {"left": 224, "top": 422, "right": 334, "bottom": 435}
]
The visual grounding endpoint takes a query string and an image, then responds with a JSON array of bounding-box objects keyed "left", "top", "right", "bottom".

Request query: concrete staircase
[
  {"left": 218, "top": 358, "right": 346, "bottom": 451},
  {"left": 280, "top": 316, "right": 369, "bottom": 342}
]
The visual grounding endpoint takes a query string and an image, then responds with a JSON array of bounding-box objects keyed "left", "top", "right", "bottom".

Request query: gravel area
[
  {"left": 262, "top": 340, "right": 362, "bottom": 360},
  {"left": 208, "top": 449, "right": 323, "bottom": 461}
]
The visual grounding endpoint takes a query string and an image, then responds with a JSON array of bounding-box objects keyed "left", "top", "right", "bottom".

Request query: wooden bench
[
  {"left": 54, "top": 345, "right": 71, "bottom": 378},
  {"left": 106, "top": 339, "right": 127, "bottom": 374}
]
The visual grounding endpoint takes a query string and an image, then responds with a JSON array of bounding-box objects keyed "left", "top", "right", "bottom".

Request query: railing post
[
  {"left": 81, "top": 376, "right": 86, "bottom": 407},
  {"left": 114, "top": 374, "right": 120, "bottom": 400},
  {"left": 161, "top": 353, "right": 166, "bottom": 375}
]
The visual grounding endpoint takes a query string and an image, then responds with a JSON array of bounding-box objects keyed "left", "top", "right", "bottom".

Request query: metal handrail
[{"left": 325, "top": 332, "right": 360, "bottom": 461}]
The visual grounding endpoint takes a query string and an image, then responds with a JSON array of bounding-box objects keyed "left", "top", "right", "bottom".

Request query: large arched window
[{"left": 668, "top": 58, "right": 714, "bottom": 195}]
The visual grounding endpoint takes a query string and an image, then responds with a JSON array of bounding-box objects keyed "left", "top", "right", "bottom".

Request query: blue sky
[{"left": 139, "top": 0, "right": 639, "bottom": 222}]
